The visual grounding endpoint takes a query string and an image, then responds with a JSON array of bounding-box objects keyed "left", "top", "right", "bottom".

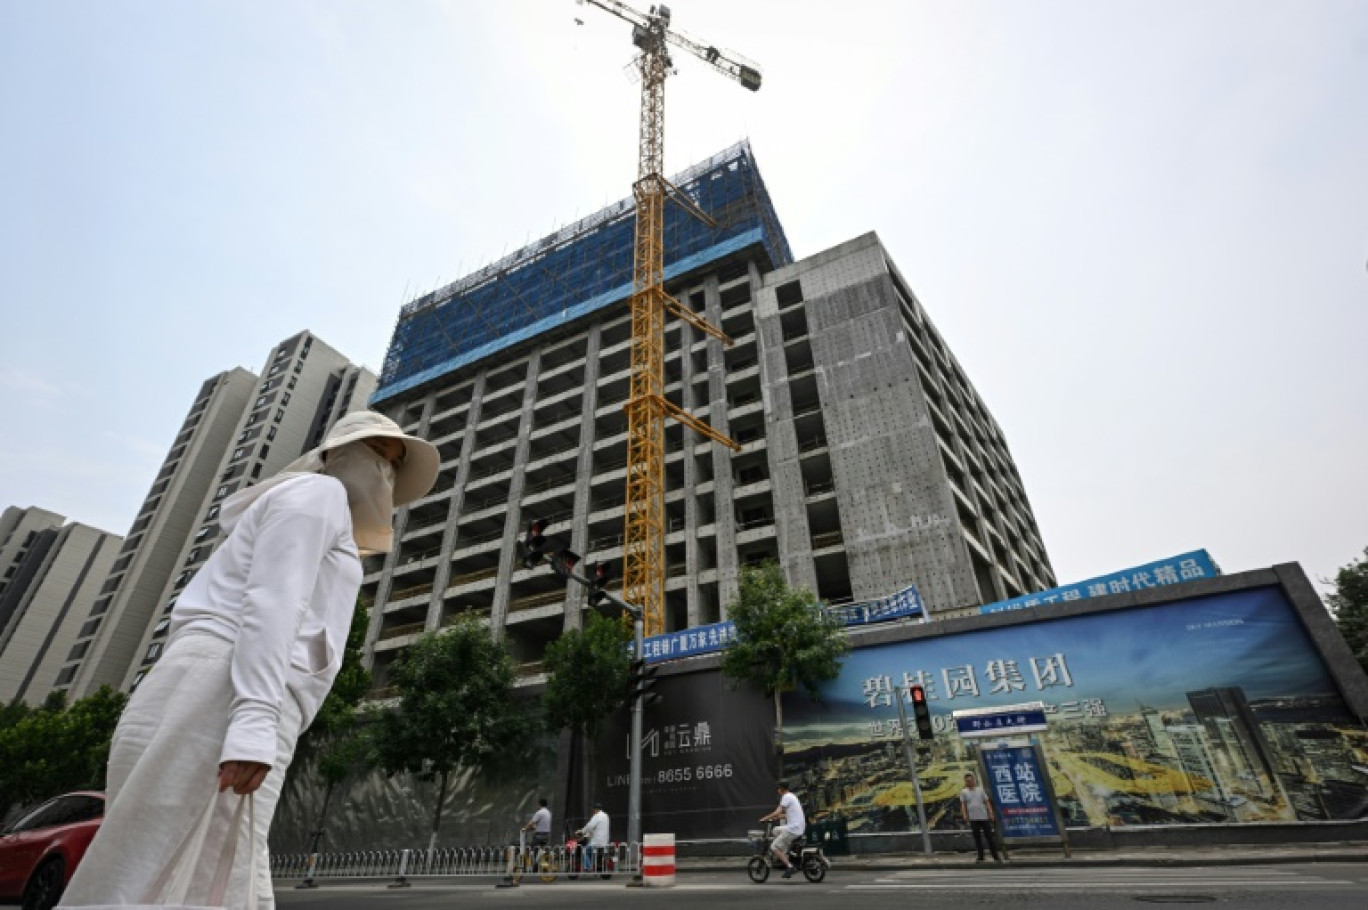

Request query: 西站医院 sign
[{"left": 982, "top": 746, "right": 1060, "bottom": 839}]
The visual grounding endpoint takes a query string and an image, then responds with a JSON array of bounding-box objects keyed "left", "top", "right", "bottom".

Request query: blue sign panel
[
  {"left": 982, "top": 746, "right": 1060, "bottom": 839},
  {"left": 955, "top": 707, "right": 1048, "bottom": 737},
  {"left": 979, "top": 550, "right": 1219, "bottom": 615},
  {"left": 829, "top": 584, "right": 923, "bottom": 626},
  {"left": 641, "top": 584, "right": 923, "bottom": 664},
  {"left": 640, "top": 621, "right": 739, "bottom": 663}
]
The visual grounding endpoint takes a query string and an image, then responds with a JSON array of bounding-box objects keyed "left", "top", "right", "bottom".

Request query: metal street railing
[{"left": 271, "top": 842, "right": 640, "bottom": 884}]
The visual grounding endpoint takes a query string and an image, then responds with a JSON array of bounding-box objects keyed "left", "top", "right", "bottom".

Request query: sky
[{"left": 2, "top": 1, "right": 1366, "bottom": 598}]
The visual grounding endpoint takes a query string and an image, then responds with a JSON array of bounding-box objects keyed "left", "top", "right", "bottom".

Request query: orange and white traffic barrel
[{"left": 642, "top": 833, "right": 676, "bottom": 887}]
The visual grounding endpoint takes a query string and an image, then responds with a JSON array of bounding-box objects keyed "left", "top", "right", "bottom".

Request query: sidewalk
[{"left": 675, "top": 841, "right": 1368, "bottom": 872}]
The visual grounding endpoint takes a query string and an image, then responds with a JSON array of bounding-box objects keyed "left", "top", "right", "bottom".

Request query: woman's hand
[{"left": 218, "top": 760, "right": 271, "bottom": 795}]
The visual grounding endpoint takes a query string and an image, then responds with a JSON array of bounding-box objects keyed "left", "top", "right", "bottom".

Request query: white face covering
[{"left": 321, "top": 441, "right": 397, "bottom": 555}]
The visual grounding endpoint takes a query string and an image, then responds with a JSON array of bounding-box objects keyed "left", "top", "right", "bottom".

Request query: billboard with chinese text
[
  {"left": 594, "top": 670, "right": 777, "bottom": 839},
  {"left": 782, "top": 585, "right": 1366, "bottom": 835},
  {"left": 979, "top": 550, "right": 1219, "bottom": 615}
]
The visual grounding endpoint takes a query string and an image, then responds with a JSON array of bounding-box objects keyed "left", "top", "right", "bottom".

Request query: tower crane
[{"left": 579, "top": 0, "right": 761, "bottom": 637}]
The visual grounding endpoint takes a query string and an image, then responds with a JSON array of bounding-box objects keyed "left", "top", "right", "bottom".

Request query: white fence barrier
[{"left": 272, "top": 841, "right": 639, "bottom": 884}]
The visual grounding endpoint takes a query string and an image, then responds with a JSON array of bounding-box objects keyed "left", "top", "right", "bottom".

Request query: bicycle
[
  {"left": 506, "top": 830, "right": 557, "bottom": 884},
  {"left": 746, "top": 823, "right": 830, "bottom": 883}
]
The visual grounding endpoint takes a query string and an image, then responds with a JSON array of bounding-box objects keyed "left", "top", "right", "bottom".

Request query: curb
[{"left": 673, "top": 847, "right": 1368, "bottom": 873}]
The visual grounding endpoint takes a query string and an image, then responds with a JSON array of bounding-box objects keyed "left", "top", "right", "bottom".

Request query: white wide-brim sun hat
[{"left": 303, "top": 410, "right": 440, "bottom": 506}]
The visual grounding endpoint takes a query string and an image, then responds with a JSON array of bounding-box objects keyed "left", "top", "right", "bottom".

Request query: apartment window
[
  {"left": 175, "top": 570, "right": 193, "bottom": 588},
  {"left": 186, "top": 547, "right": 201, "bottom": 565},
  {"left": 287, "top": 377, "right": 297, "bottom": 390},
  {"left": 281, "top": 393, "right": 290, "bottom": 406},
  {"left": 237, "top": 430, "right": 250, "bottom": 444},
  {"left": 274, "top": 409, "right": 285, "bottom": 423},
  {"left": 301, "top": 337, "right": 312, "bottom": 356},
  {"left": 205, "top": 505, "right": 220, "bottom": 521},
  {"left": 66, "top": 641, "right": 89, "bottom": 661},
  {"left": 268, "top": 363, "right": 282, "bottom": 376},
  {"left": 194, "top": 526, "right": 213, "bottom": 542},
  {"left": 130, "top": 670, "right": 146, "bottom": 691},
  {"left": 251, "top": 463, "right": 262, "bottom": 480},
  {"left": 145, "top": 642, "right": 164, "bottom": 662},
  {"left": 55, "top": 666, "right": 77, "bottom": 687},
  {"left": 254, "top": 396, "right": 267, "bottom": 408},
  {"left": 231, "top": 446, "right": 246, "bottom": 461},
  {"left": 776, "top": 280, "right": 804, "bottom": 307},
  {"left": 293, "top": 360, "right": 304, "bottom": 373},
  {"left": 258, "top": 444, "right": 269, "bottom": 460},
  {"left": 214, "top": 485, "right": 229, "bottom": 500},
  {"left": 153, "top": 618, "right": 172, "bottom": 638},
  {"left": 267, "top": 426, "right": 277, "bottom": 441},
  {"left": 78, "top": 618, "right": 102, "bottom": 638}
]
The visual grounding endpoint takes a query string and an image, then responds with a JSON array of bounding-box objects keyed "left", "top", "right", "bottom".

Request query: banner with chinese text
[{"left": 781, "top": 585, "right": 1363, "bottom": 836}]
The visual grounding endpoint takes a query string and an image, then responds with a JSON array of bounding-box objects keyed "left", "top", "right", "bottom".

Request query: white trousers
[{"left": 61, "top": 632, "right": 302, "bottom": 910}]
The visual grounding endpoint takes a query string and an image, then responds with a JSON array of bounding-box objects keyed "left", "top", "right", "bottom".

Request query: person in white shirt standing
[
  {"left": 759, "top": 781, "right": 806, "bottom": 879},
  {"left": 576, "top": 803, "right": 610, "bottom": 872},
  {"left": 62, "top": 411, "right": 438, "bottom": 910},
  {"left": 959, "top": 772, "right": 1003, "bottom": 863}
]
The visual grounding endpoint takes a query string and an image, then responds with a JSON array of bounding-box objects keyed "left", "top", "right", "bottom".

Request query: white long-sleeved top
[
  {"left": 580, "top": 810, "right": 610, "bottom": 847},
  {"left": 170, "top": 473, "right": 362, "bottom": 766}
]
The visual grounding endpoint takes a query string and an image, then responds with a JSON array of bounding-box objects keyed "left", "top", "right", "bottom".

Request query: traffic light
[
  {"left": 551, "top": 548, "right": 580, "bottom": 580},
  {"left": 627, "top": 658, "right": 660, "bottom": 706},
  {"left": 587, "top": 561, "right": 612, "bottom": 610},
  {"left": 520, "top": 519, "right": 548, "bottom": 569},
  {"left": 909, "top": 684, "right": 934, "bottom": 740}
]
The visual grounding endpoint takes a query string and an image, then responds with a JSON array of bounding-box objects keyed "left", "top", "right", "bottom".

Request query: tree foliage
[
  {"left": 542, "top": 611, "right": 632, "bottom": 809},
  {"left": 369, "top": 616, "right": 533, "bottom": 849},
  {"left": 294, "top": 597, "right": 373, "bottom": 790},
  {"left": 1329, "top": 546, "right": 1368, "bottom": 675},
  {"left": 720, "top": 562, "right": 849, "bottom": 775},
  {"left": 542, "top": 612, "right": 632, "bottom": 741},
  {"left": 0, "top": 685, "right": 127, "bottom": 818}
]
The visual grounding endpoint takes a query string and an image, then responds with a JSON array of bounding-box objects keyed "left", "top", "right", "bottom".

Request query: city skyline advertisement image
[{"left": 782, "top": 587, "right": 1366, "bottom": 833}]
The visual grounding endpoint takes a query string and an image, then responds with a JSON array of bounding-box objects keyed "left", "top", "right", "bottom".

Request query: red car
[{"left": 0, "top": 791, "right": 104, "bottom": 910}]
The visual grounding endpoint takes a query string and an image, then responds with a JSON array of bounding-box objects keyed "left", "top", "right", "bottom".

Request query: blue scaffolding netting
[{"left": 372, "top": 140, "right": 792, "bottom": 404}]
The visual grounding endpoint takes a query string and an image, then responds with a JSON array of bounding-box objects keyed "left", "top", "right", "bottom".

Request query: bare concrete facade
[
  {"left": 362, "top": 232, "right": 1054, "bottom": 688},
  {"left": 0, "top": 516, "right": 121, "bottom": 705},
  {"left": 56, "top": 331, "right": 376, "bottom": 698}
]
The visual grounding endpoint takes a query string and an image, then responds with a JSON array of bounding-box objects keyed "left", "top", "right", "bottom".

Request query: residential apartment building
[
  {"left": 0, "top": 508, "right": 121, "bottom": 705},
  {"left": 358, "top": 142, "right": 1054, "bottom": 687},
  {"left": 58, "top": 332, "right": 376, "bottom": 698}
]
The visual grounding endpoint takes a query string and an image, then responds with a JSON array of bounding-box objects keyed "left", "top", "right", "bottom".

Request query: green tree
[
  {"left": 291, "top": 597, "right": 373, "bottom": 850},
  {"left": 720, "top": 562, "right": 849, "bottom": 776},
  {"left": 369, "top": 616, "right": 533, "bottom": 852},
  {"left": 0, "top": 685, "right": 126, "bottom": 818},
  {"left": 541, "top": 611, "right": 632, "bottom": 809},
  {"left": 1328, "top": 546, "right": 1368, "bottom": 675}
]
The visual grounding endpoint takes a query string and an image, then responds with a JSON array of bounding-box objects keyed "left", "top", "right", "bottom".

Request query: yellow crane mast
[{"left": 580, "top": 0, "right": 761, "bottom": 635}]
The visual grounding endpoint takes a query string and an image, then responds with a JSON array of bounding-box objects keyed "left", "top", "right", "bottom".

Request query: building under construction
[{"left": 363, "top": 140, "right": 1055, "bottom": 683}]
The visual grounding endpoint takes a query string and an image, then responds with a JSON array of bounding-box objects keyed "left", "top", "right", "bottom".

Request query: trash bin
[{"left": 825, "top": 815, "right": 850, "bottom": 856}]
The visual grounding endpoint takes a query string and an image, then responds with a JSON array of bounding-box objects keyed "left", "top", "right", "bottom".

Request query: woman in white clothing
[{"left": 61, "top": 411, "right": 438, "bottom": 910}]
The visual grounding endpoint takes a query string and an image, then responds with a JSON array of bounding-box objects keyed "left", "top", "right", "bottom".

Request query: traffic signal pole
[
  {"left": 895, "top": 690, "right": 933, "bottom": 856},
  {"left": 546, "top": 549, "right": 647, "bottom": 880}
]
